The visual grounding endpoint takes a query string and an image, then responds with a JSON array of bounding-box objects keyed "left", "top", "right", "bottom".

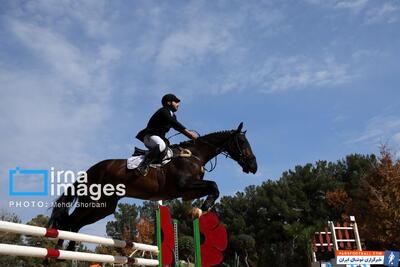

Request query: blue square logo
[
  {"left": 9, "top": 167, "right": 48, "bottom": 196},
  {"left": 385, "top": 251, "right": 400, "bottom": 267}
]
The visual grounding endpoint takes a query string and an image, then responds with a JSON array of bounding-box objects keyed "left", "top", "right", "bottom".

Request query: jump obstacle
[
  {"left": 0, "top": 205, "right": 175, "bottom": 266},
  {"left": 193, "top": 212, "right": 228, "bottom": 267},
  {"left": 0, "top": 207, "right": 228, "bottom": 266},
  {"left": 311, "top": 216, "right": 363, "bottom": 267}
]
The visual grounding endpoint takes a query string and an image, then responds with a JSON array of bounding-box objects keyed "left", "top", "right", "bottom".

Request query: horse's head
[{"left": 224, "top": 122, "right": 258, "bottom": 174}]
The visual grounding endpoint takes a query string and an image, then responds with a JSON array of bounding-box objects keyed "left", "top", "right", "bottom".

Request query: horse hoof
[{"left": 189, "top": 207, "right": 203, "bottom": 219}]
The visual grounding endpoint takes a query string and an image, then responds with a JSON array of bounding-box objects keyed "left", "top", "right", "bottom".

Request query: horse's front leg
[{"left": 178, "top": 177, "right": 220, "bottom": 212}]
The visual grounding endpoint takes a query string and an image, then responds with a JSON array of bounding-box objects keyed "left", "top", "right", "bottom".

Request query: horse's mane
[{"left": 171, "top": 130, "right": 234, "bottom": 149}]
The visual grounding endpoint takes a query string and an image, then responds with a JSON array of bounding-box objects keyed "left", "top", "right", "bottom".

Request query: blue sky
[{"left": 1, "top": 0, "right": 400, "bottom": 237}]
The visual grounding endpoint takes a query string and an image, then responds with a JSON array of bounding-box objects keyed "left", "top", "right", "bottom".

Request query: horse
[{"left": 48, "top": 122, "right": 257, "bottom": 250}]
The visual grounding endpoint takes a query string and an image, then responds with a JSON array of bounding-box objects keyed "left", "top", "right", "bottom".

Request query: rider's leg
[
  {"left": 136, "top": 135, "right": 166, "bottom": 176},
  {"left": 145, "top": 135, "right": 167, "bottom": 159}
]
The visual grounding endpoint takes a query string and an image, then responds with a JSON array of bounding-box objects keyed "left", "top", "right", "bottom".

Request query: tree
[
  {"left": 0, "top": 210, "right": 24, "bottom": 267},
  {"left": 354, "top": 149, "right": 400, "bottom": 249},
  {"left": 215, "top": 154, "right": 378, "bottom": 266},
  {"left": 98, "top": 203, "right": 141, "bottom": 257}
]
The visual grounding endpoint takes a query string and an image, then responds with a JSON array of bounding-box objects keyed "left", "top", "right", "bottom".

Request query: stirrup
[{"left": 136, "top": 165, "right": 149, "bottom": 176}]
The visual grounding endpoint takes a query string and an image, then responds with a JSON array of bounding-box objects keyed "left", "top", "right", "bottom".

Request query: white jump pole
[
  {"left": 0, "top": 221, "right": 158, "bottom": 253},
  {"left": 0, "top": 244, "right": 159, "bottom": 266},
  {"left": 0, "top": 205, "right": 174, "bottom": 266}
]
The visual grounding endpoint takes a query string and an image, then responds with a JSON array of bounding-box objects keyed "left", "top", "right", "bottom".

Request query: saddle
[
  {"left": 132, "top": 146, "right": 192, "bottom": 158},
  {"left": 132, "top": 147, "right": 148, "bottom": 157},
  {"left": 127, "top": 146, "right": 192, "bottom": 170}
]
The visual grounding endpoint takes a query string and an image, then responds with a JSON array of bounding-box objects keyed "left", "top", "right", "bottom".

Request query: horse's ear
[
  {"left": 243, "top": 130, "right": 247, "bottom": 134},
  {"left": 236, "top": 122, "right": 243, "bottom": 133}
]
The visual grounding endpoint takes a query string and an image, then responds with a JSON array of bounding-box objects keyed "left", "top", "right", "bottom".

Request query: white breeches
[{"left": 143, "top": 135, "right": 167, "bottom": 152}]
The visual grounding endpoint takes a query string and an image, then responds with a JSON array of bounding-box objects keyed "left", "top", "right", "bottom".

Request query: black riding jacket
[{"left": 136, "top": 106, "right": 187, "bottom": 142}]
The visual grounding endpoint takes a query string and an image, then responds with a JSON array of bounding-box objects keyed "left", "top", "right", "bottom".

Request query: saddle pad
[{"left": 127, "top": 148, "right": 173, "bottom": 170}]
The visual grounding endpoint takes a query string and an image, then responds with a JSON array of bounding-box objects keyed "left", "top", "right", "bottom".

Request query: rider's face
[{"left": 169, "top": 101, "right": 180, "bottom": 112}]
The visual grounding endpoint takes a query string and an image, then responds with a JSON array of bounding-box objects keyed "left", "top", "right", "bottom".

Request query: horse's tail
[{"left": 48, "top": 181, "right": 78, "bottom": 230}]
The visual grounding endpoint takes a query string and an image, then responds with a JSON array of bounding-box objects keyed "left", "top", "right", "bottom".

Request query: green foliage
[
  {"left": 101, "top": 203, "right": 142, "bottom": 257},
  {"left": 179, "top": 235, "right": 195, "bottom": 263},
  {"left": 106, "top": 203, "right": 139, "bottom": 240},
  {"left": 216, "top": 153, "right": 376, "bottom": 266},
  {"left": 140, "top": 200, "right": 159, "bottom": 221}
]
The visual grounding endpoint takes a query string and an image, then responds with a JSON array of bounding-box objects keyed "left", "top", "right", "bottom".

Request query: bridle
[
  {"left": 224, "top": 132, "right": 252, "bottom": 165},
  {"left": 196, "top": 132, "right": 250, "bottom": 171},
  {"left": 168, "top": 131, "right": 250, "bottom": 172}
]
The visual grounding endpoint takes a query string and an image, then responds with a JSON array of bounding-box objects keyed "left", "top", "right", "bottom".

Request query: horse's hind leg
[{"left": 179, "top": 179, "right": 220, "bottom": 211}]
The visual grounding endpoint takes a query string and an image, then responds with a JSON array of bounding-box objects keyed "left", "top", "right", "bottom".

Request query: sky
[{"left": 1, "top": 0, "right": 400, "bottom": 238}]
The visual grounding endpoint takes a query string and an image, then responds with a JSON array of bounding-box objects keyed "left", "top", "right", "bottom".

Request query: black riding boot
[{"left": 136, "top": 147, "right": 161, "bottom": 176}]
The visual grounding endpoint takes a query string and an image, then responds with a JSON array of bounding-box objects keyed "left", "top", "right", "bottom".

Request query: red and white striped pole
[
  {"left": 0, "top": 244, "right": 159, "bottom": 266},
  {"left": 0, "top": 221, "right": 158, "bottom": 252}
]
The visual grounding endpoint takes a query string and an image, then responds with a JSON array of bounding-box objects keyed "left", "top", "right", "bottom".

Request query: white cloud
[
  {"left": 351, "top": 49, "right": 382, "bottom": 60},
  {"left": 10, "top": 20, "right": 91, "bottom": 87},
  {"left": 365, "top": 2, "right": 400, "bottom": 24},
  {"left": 335, "top": 0, "right": 368, "bottom": 12},
  {"left": 8, "top": 0, "right": 112, "bottom": 37},
  {"left": 349, "top": 114, "right": 400, "bottom": 147},
  {"left": 0, "top": 4, "right": 121, "bottom": 197},
  {"left": 393, "top": 132, "right": 400, "bottom": 144},
  {"left": 99, "top": 44, "right": 122, "bottom": 63},
  {"left": 154, "top": 1, "right": 286, "bottom": 70},
  {"left": 217, "top": 55, "right": 352, "bottom": 94},
  {"left": 262, "top": 57, "right": 350, "bottom": 92},
  {"left": 304, "top": 0, "right": 368, "bottom": 11},
  {"left": 156, "top": 20, "right": 232, "bottom": 69},
  {"left": 0, "top": 1, "right": 124, "bottom": 227},
  {"left": 304, "top": 0, "right": 399, "bottom": 24}
]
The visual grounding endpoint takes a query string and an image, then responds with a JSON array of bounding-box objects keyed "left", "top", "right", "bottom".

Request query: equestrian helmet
[{"left": 162, "top": 93, "right": 180, "bottom": 106}]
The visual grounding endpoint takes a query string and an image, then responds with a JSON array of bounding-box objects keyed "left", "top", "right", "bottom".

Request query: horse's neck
[{"left": 192, "top": 132, "right": 231, "bottom": 164}]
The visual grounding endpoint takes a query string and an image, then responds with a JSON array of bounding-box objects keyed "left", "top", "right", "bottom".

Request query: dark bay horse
[{"left": 48, "top": 123, "right": 257, "bottom": 250}]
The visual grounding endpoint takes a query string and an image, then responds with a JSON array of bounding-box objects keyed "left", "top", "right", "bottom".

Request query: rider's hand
[
  {"left": 190, "top": 131, "right": 199, "bottom": 140},
  {"left": 186, "top": 130, "right": 198, "bottom": 140}
]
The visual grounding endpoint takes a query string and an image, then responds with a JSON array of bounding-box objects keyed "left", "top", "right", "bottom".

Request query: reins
[
  {"left": 168, "top": 131, "right": 219, "bottom": 172},
  {"left": 168, "top": 131, "right": 241, "bottom": 172}
]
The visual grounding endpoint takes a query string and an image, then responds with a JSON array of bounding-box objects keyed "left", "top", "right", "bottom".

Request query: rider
[{"left": 135, "top": 93, "right": 198, "bottom": 175}]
